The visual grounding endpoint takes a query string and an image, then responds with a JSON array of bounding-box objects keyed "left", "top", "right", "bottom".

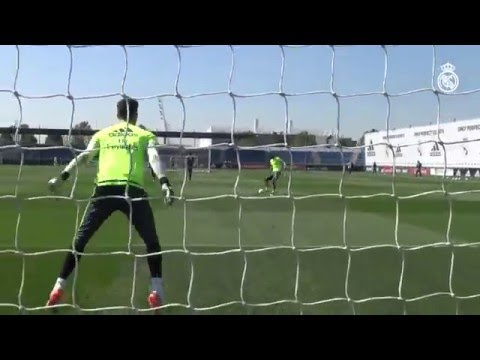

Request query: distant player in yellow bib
[
  {"left": 261, "top": 155, "right": 286, "bottom": 195},
  {"left": 45, "top": 98, "right": 174, "bottom": 311}
]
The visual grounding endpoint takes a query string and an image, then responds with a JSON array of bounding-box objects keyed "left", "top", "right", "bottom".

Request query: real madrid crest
[{"left": 437, "top": 62, "right": 459, "bottom": 94}]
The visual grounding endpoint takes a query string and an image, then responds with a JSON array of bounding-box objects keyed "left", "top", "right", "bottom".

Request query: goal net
[{"left": 1, "top": 45, "right": 479, "bottom": 315}]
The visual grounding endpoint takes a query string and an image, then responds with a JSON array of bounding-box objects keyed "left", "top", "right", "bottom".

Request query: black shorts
[
  {"left": 266, "top": 171, "right": 281, "bottom": 182},
  {"left": 74, "top": 185, "right": 159, "bottom": 250}
]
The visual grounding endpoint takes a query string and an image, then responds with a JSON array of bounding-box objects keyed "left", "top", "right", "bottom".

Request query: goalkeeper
[
  {"left": 45, "top": 98, "right": 174, "bottom": 311},
  {"left": 261, "top": 155, "right": 286, "bottom": 195}
]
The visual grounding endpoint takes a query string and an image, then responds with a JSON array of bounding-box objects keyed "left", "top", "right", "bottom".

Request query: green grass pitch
[{"left": 1, "top": 164, "right": 480, "bottom": 315}]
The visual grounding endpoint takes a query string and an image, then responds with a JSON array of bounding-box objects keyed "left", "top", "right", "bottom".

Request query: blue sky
[{"left": 0, "top": 45, "right": 479, "bottom": 141}]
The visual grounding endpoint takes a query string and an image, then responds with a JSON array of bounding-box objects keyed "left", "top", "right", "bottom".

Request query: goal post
[
  {"left": 155, "top": 146, "right": 213, "bottom": 174},
  {"left": 158, "top": 153, "right": 209, "bottom": 173}
]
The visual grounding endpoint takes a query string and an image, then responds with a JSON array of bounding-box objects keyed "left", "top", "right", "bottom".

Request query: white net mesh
[{"left": 0, "top": 45, "right": 479, "bottom": 315}]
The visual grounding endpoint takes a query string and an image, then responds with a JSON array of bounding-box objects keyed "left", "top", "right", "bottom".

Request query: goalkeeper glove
[
  {"left": 48, "top": 172, "right": 69, "bottom": 194},
  {"left": 160, "top": 177, "right": 174, "bottom": 206}
]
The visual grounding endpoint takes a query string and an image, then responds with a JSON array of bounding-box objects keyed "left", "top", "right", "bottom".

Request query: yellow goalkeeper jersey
[
  {"left": 270, "top": 156, "right": 284, "bottom": 172},
  {"left": 89, "top": 122, "right": 157, "bottom": 189}
]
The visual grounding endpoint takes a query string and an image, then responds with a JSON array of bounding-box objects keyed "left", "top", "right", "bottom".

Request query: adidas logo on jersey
[{"left": 108, "top": 128, "right": 138, "bottom": 138}]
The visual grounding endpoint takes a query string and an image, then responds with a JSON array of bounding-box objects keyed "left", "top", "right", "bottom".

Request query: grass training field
[{"left": 1, "top": 164, "right": 480, "bottom": 315}]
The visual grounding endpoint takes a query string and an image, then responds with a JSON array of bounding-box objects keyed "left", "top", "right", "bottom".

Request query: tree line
[
  {"left": 0, "top": 122, "right": 155, "bottom": 149},
  {"left": 0, "top": 122, "right": 98, "bottom": 149},
  {"left": 234, "top": 131, "right": 318, "bottom": 147},
  {"left": 234, "top": 131, "right": 357, "bottom": 147},
  {"left": 0, "top": 123, "right": 359, "bottom": 148}
]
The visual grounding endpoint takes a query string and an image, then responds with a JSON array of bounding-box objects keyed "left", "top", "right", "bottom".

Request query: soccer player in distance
[
  {"left": 46, "top": 98, "right": 174, "bottom": 311},
  {"left": 261, "top": 155, "right": 286, "bottom": 195},
  {"left": 416, "top": 160, "right": 422, "bottom": 177},
  {"left": 186, "top": 152, "right": 195, "bottom": 181}
]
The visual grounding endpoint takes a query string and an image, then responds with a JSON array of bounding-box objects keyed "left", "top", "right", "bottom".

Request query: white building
[{"left": 364, "top": 118, "right": 480, "bottom": 176}]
